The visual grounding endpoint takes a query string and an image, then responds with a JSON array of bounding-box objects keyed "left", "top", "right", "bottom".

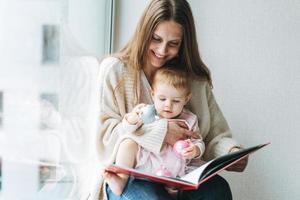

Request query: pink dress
[{"left": 122, "top": 108, "right": 205, "bottom": 178}]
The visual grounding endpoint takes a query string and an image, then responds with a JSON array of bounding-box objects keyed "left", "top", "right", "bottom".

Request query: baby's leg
[{"left": 105, "top": 138, "right": 138, "bottom": 196}]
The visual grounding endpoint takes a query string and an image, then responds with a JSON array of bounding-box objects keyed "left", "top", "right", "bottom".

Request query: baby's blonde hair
[{"left": 152, "top": 67, "right": 191, "bottom": 96}]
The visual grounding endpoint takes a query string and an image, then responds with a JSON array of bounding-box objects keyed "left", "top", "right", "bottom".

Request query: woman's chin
[
  {"left": 151, "top": 62, "right": 165, "bottom": 69},
  {"left": 150, "top": 58, "right": 166, "bottom": 68}
]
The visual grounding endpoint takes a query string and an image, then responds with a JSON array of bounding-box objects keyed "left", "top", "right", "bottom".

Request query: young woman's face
[
  {"left": 151, "top": 83, "right": 188, "bottom": 119},
  {"left": 146, "top": 21, "right": 183, "bottom": 71}
]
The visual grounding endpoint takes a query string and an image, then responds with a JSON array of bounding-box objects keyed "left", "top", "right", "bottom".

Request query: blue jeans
[{"left": 106, "top": 175, "right": 232, "bottom": 200}]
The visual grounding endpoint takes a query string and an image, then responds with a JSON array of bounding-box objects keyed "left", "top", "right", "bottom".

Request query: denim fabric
[
  {"left": 106, "top": 177, "right": 172, "bottom": 200},
  {"left": 106, "top": 175, "right": 232, "bottom": 200},
  {"left": 178, "top": 175, "right": 232, "bottom": 200}
]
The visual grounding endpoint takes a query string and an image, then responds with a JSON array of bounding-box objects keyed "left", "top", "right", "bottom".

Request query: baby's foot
[{"left": 104, "top": 171, "right": 127, "bottom": 196}]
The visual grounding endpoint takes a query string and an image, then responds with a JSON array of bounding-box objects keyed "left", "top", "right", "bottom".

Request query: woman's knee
[
  {"left": 179, "top": 175, "right": 232, "bottom": 200},
  {"left": 213, "top": 175, "right": 232, "bottom": 195},
  {"left": 204, "top": 175, "right": 232, "bottom": 200},
  {"left": 121, "top": 177, "right": 172, "bottom": 200}
]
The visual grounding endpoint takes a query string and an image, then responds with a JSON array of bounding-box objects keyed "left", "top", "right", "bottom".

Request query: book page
[
  {"left": 180, "top": 160, "right": 213, "bottom": 184},
  {"left": 180, "top": 143, "right": 269, "bottom": 185}
]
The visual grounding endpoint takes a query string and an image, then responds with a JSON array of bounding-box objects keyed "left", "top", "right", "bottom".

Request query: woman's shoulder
[
  {"left": 99, "top": 56, "right": 127, "bottom": 78},
  {"left": 190, "top": 79, "right": 211, "bottom": 93},
  {"left": 100, "top": 56, "right": 125, "bottom": 71}
]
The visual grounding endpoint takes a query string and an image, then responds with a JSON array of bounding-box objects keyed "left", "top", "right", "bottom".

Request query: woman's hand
[
  {"left": 226, "top": 147, "right": 249, "bottom": 172},
  {"left": 164, "top": 121, "right": 196, "bottom": 146}
]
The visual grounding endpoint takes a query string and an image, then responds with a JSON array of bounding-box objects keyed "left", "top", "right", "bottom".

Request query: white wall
[
  {"left": 113, "top": 0, "right": 148, "bottom": 51},
  {"left": 114, "top": 0, "right": 300, "bottom": 199}
]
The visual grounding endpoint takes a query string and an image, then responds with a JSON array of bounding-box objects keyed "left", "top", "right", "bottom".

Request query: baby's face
[{"left": 151, "top": 83, "right": 188, "bottom": 119}]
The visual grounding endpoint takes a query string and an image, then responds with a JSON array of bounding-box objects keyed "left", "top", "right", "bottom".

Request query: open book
[{"left": 105, "top": 143, "right": 269, "bottom": 190}]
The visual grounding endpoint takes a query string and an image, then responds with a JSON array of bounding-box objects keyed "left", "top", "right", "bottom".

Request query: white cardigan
[{"left": 94, "top": 57, "right": 239, "bottom": 200}]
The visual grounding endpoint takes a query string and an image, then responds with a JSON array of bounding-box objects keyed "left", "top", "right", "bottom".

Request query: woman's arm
[
  {"left": 98, "top": 57, "right": 128, "bottom": 161},
  {"left": 205, "top": 83, "right": 248, "bottom": 171},
  {"left": 98, "top": 57, "right": 169, "bottom": 159},
  {"left": 189, "top": 81, "right": 240, "bottom": 161},
  {"left": 205, "top": 84, "right": 240, "bottom": 159},
  {"left": 131, "top": 119, "right": 168, "bottom": 153},
  {"left": 164, "top": 120, "right": 194, "bottom": 146},
  {"left": 121, "top": 105, "right": 144, "bottom": 133}
]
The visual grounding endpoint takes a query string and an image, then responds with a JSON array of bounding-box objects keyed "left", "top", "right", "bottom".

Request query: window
[
  {"left": 0, "top": 0, "right": 114, "bottom": 198},
  {"left": 38, "top": 160, "right": 56, "bottom": 190},
  {"left": 0, "top": 92, "right": 3, "bottom": 128},
  {"left": 0, "top": 158, "right": 2, "bottom": 191},
  {"left": 42, "top": 25, "right": 60, "bottom": 65},
  {"left": 40, "top": 93, "right": 59, "bottom": 130}
]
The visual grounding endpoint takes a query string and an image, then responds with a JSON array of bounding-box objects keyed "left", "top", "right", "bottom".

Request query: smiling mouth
[{"left": 153, "top": 51, "right": 165, "bottom": 59}]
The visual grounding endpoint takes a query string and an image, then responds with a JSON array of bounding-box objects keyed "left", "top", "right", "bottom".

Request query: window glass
[
  {"left": 0, "top": 0, "right": 114, "bottom": 199},
  {"left": 0, "top": 92, "right": 3, "bottom": 128}
]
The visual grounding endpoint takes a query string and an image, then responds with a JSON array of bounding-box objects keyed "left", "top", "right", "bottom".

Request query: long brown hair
[{"left": 115, "top": 0, "right": 212, "bottom": 103}]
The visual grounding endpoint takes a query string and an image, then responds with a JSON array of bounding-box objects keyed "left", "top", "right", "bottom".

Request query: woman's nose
[{"left": 157, "top": 43, "right": 167, "bottom": 55}]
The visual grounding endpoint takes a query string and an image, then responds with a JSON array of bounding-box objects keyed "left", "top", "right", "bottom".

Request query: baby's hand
[
  {"left": 181, "top": 139, "right": 200, "bottom": 159},
  {"left": 132, "top": 103, "right": 147, "bottom": 114},
  {"left": 126, "top": 112, "right": 140, "bottom": 124}
]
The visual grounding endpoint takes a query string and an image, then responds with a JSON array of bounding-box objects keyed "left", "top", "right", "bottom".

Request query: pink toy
[
  {"left": 155, "top": 166, "right": 173, "bottom": 177},
  {"left": 173, "top": 140, "right": 190, "bottom": 159}
]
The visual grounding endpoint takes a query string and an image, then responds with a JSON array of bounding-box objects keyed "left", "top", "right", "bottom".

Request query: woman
[{"left": 97, "top": 0, "right": 248, "bottom": 199}]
